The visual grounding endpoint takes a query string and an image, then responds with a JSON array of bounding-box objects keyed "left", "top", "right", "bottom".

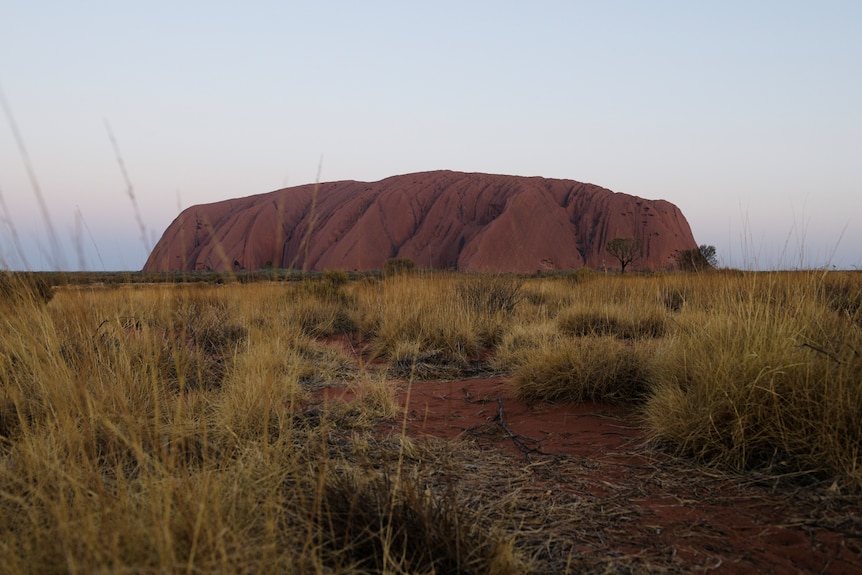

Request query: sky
[{"left": 1, "top": 1, "right": 860, "bottom": 271}]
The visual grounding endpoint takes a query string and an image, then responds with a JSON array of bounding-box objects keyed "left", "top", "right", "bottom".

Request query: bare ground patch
[{"left": 312, "top": 375, "right": 862, "bottom": 574}]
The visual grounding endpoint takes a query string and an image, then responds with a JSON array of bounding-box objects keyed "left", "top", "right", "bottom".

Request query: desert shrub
[
  {"left": 559, "top": 273, "right": 661, "bottom": 307},
  {"left": 516, "top": 279, "right": 576, "bottom": 319},
  {"left": 675, "top": 245, "right": 718, "bottom": 272},
  {"left": 513, "top": 336, "right": 655, "bottom": 404},
  {"left": 86, "top": 317, "right": 224, "bottom": 392},
  {"left": 215, "top": 361, "right": 304, "bottom": 442},
  {"left": 383, "top": 257, "right": 416, "bottom": 277},
  {"left": 660, "top": 285, "right": 691, "bottom": 312},
  {"left": 288, "top": 335, "right": 356, "bottom": 388},
  {"left": 322, "top": 268, "right": 350, "bottom": 285},
  {"left": 456, "top": 273, "right": 523, "bottom": 315},
  {"left": 288, "top": 293, "right": 356, "bottom": 337},
  {"left": 318, "top": 376, "right": 401, "bottom": 429},
  {"left": 162, "top": 291, "right": 247, "bottom": 352},
  {"left": 0, "top": 280, "right": 536, "bottom": 574},
  {"left": 0, "top": 316, "right": 52, "bottom": 439},
  {"left": 302, "top": 269, "right": 351, "bottom": 301}
]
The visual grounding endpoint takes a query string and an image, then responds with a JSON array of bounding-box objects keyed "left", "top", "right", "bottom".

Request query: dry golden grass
[
  {"left": 644, "top": 271, "right": 862, "bottom": 488},
  {"left": 1, "top": 269, "right": 861, "bottom": 573},
  {"left": 499, "top": 271, "right": 862, "bottom": 487},
  {"left": 0, "top": 278, "right": 533, "bottom": 574},
  {"left": 512, "top": 335, "right": 657, "bottom": 404},
  {"left": 351, "top": 273, "right": 516, "bottom": 375}
]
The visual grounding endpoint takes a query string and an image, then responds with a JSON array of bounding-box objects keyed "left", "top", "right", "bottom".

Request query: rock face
[{"left": 143, "top": 170, "right": 698, "bottom": 273}]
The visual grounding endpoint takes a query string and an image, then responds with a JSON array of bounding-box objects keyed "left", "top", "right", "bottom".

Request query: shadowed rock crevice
[{"left": 144, "top": 170, "right": 698, "bottom": 273}]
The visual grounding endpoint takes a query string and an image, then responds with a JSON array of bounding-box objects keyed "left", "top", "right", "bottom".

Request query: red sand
[{"left": 318, "top": 376, "right": 862, "bottom": 574}]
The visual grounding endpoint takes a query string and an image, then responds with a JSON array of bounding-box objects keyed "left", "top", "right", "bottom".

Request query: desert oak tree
[{"left": 605, "top": 238, "right": 642, "bottom": 274}]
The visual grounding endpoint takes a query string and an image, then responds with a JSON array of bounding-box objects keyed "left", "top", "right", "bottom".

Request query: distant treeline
[
  {"left": 4, "top": 264, "right": 859, "bottom": 292},
  {"left": 2, "top": 269, "right": 362, "bottom": 288}
]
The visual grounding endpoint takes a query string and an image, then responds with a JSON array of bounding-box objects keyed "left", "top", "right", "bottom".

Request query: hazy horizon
[{"left": 2, "top": 2, "right": 860, "bottom": 272}]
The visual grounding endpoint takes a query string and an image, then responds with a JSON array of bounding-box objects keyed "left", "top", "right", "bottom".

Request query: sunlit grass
[
  {"left": 644, "top": 271, "right": 862, "bottom": 487},
  {"left": 1, "top": 269, "right": 861, "bottom": 572}
]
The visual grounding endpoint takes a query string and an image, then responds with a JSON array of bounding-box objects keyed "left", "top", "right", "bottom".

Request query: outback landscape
[
  {"left": 1, "top": 264, "right": 860, "bottom": 573},
  {"left": 4, "top": 1, "right": 860, "bottom": 572}
]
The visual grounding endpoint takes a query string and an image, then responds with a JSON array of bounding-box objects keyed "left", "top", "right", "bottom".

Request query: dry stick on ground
[{"left": 493, "top": 397, "right": 549, "bottom": 461}]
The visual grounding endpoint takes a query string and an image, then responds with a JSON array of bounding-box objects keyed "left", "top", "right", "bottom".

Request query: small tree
[
  {"left": 701, "top": 245, "right": 718, "bottom": 267},
  {"left": 676, "top": 245, "right": 718, "bottom": 272},
  {"left": 605, "top": 238, "right": 642, "bottom": 274}
]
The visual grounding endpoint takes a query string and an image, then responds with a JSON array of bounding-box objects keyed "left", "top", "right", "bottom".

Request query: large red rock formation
[{"left": 143, "top": 171, "right": 698, "bottom": 273}]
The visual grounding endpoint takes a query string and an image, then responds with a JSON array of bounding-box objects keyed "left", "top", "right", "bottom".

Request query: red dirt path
[{"left": 319, "top": 376, "right": 862, "bottom": 574}]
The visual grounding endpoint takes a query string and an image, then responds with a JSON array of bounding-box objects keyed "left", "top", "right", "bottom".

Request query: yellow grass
[
  {"left": 644, "top": 271, "right": 862, "bottom": 487},
  {"left": 1, "top": 269, "right": 861, "bottom": 572}
]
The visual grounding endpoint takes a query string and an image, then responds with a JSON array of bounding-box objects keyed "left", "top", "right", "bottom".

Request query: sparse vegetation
[
  {"left": 383, "top": 257, "right": 417, "bottom": 277},
  {"left": 675, "top": 244, "right": 718, "bottom": 271},
  {"left": 1, "top": 269, "right": 860, "bottom": 572},
  {"left": 0, "top": 271, "right": 56, "bottom": 306}
]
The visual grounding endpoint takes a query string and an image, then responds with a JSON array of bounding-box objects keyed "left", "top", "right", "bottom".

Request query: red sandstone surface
[{"left": 143, "top": 171, "right": 698, "bottom": 273}]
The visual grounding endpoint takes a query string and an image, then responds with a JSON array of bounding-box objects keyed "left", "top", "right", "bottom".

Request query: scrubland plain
[{"left": 1, "top": 269, "right": 860, "bottom": 573}]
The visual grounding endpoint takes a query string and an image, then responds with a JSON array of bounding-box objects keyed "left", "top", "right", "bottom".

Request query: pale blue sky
[{"left": 1, "top": 1, "right": 860, "bottom": 270}]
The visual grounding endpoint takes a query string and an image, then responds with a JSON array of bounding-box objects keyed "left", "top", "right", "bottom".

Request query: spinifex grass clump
[
  {"left": 818, "top": 271, "right": 862, "bottom": 328},
  {"left": 456, "top": 273, "right": 523, "bottom": 315},
  {"left": 557, "top": 304, "right": 668, "bottom": 339},
  {"left": 353, "top": 274, "right": 515, "bottom": 378},
  {"left": 0, "top": 271, "right": 55, "bottom": 307},
  {"left": 277, "top": 272, "right": 357, "bottom": 338},
  {"left": 512, "top": 336, "right": 656, "bottom": 404},
  {"left": 645, "top": 273, "right": 862, "bottom": 489},
  {"left": 53, "top": 287, "right": 247, "bottom": 392},
  {"left": 319, "top": 464, "right": 522, "bottom": 574},
  {"left": 502, "top": 276, "right": 666, "bottom": 404}
]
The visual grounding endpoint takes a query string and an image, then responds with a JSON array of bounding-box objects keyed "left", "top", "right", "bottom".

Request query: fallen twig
[{"left": 494, "top": 396, "right": 549, "bottom": 461}]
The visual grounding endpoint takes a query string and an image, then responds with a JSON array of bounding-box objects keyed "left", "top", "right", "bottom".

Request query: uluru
[{"left": 143, "top": 170, "right": 698, "bottom": 273}]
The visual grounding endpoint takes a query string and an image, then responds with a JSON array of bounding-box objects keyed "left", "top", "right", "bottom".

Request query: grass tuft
[
  {"left": 557, "top": 305, "right": 668, "bottom": 339},
  {"left": 645, "top": 273, "right": 862, "bottom": 488},
  {"left": 513, "top": 336, "right": 655, "bottom": 404}
]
